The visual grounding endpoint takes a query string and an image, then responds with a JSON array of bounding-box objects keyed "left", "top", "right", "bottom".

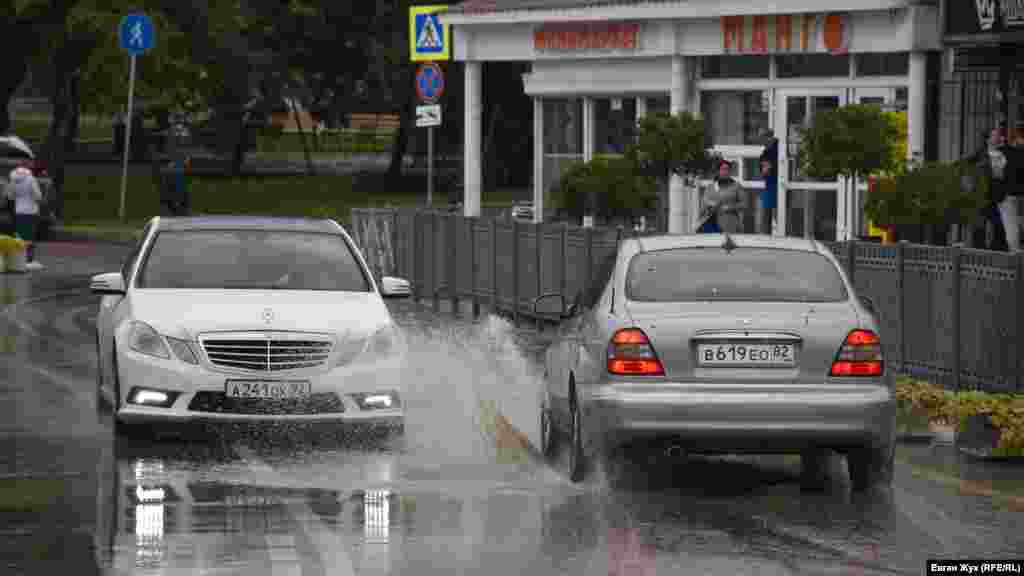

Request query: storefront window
[
  {"left": 856, "top": 53, "right": 909, "bottom": 77},
  {"left": 701, "top": 56, "right": 770, "bottom": 79},
  {"left": 700, "top": 90, "right": 770, "bottom": 146},
  {"left": 542, "top": 99, "right": 584, "bottom": 196},
  {"left": 594, "top": 98, "right": 637, "bottom": 156},
  {"left": 776, "top": 54, "right": 851, "bottom": 78},
  {"left": 645, "top": 96, "right": 671, "bottom": 117}
]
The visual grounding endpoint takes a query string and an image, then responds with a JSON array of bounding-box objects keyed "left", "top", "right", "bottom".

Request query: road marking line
[{"left": 236, "top": 446, "right": 358, "bottom": 576}]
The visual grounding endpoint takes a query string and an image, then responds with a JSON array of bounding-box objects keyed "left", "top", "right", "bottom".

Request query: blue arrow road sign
[{"left": 119, "top": 13, "right": 155, "bottom": 55}]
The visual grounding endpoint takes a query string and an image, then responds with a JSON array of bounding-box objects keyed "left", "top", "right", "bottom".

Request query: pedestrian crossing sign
[{"left": 410, "top": 6, "right": 450, "bottom": 62}]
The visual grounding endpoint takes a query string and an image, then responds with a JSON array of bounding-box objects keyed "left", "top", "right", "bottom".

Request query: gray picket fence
[{"left": 350, "top": 207, "right": 1024, "bottom": 394}]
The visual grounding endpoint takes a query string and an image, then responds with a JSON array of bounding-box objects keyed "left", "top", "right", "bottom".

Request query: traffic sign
[
  {"left": 119, "top": 13, "right": 155, "bottom": 55},
  {"left": 416, "top": 104, "right": 442, "bottom": 128},
  {"left": 409, "top": 6, "right": 450, "bottom": 62},
  {"left": 415, "top": 63, "right": 445, "bottom": 104}
]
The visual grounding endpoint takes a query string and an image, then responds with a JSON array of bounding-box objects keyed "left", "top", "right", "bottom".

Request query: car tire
[
  {"left": 539, "top": 392, "right": 557, "bottom": 460},
  {"left": 847, "top": 443, "right": 895, "bottom": 492},
  {"left": 568, "top": 391, "right": 585, "bottom": 483},
  {"left": 800, "top": 448, "right": 830, "bottom": 491},
  {"left": 95, "top": 332, "right": 112, "bottom": 415}
]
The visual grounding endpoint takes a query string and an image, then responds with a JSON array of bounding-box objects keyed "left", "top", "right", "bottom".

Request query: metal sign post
[
  {"left": 415, "top": 64, "right": 445, "bottom": 208},
  {"left": 118, "top": 13, "right": 155, "bottom": 222}
]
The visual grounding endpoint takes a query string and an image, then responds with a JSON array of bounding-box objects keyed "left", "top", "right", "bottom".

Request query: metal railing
[{"left": 351, "top": 207, "right": 1024, "bottom": 394}]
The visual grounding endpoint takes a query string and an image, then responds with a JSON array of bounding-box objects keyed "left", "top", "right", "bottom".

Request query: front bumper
[
  {"left": 115, "top": 348, "right": 406, "bottom": 426},
  {"left": 582, "top": 382, "right": 896, "bottom": 453}
]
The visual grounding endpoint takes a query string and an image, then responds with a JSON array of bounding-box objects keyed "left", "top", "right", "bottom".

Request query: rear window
[
  {"left": 136, "top": 229, "right": 371, "bottom": 292},
  {"left": 626, "top": 248, "right": 849, "bottom": 302}
]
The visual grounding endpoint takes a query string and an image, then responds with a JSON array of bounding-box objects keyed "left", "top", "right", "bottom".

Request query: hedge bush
[
  {"left": 552, "top": 155, "right": 656, "bottom": 221},
  {"left": 895, "top": 377, "right": 1024, "bottom": 457}
]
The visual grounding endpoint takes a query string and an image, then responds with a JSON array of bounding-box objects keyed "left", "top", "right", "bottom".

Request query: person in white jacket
[{"left": 5, "top": 162, "right": 43, "bottom": 266}]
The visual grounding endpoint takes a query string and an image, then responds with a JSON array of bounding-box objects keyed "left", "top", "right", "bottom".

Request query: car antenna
[{"left": 721, "top": 233, "right": 738, "bottom": 253}]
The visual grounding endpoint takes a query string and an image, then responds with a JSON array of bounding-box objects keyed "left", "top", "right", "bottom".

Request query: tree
[
  {"left": 798, "top": 104, "right": 902, "bottom": 182},
  {"left": 628, "top": 112, "right": 720, "bottom": 232},
  {"left": 553, "top": 156, "right": 656, "bottom": 223}
]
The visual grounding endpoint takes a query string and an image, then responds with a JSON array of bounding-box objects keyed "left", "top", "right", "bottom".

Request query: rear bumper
[{"left": 581, "top": 382, "right": 896, "bottom": 453}]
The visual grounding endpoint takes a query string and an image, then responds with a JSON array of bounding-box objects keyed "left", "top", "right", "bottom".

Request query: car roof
[
  {"left": 633, "top": 234, "right": 823, "bottom": 254},
  {"left": 154, "top": 215, "right": 342, "bottom": 234}
]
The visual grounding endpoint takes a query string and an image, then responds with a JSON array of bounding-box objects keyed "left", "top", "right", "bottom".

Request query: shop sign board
[
  {"left": 534, "top": 22, "right": 641, "bottom": 51},
  {"left": 720, "top": 13, "right": 850, "bottom": 55},
  {"left": 947, "top": 0, "right": 1024, "bottom": 37}
]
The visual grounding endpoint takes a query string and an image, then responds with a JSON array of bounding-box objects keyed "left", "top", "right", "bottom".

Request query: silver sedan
[{"left": 533, "top": 234, "right": 895, "bottom": 492}]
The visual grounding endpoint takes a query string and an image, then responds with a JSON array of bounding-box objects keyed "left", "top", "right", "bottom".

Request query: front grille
[
  {"left": 200, "top": 333, "right": 333, "bottom": 372},
  {"left": 188, "top": 391, "right": 345, "bottom": 415}
]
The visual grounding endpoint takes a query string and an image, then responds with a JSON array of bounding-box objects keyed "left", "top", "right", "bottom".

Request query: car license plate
[
  {"left": 697, "top": 343, "right": 795, "bottom": 367},
  {"left": 225, "top": 380, "right": 311, "bottom": 400}
]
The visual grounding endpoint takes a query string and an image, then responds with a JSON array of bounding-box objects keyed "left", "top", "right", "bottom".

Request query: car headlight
[
  {"left": 127, "top": 321, "right": 171, "bottom": 360},
  {"left": 166, "top": 337, "right": 198, "bottom": 365},
  {"left": 336, "top": 325, "right": 401, "bottom": 367}
]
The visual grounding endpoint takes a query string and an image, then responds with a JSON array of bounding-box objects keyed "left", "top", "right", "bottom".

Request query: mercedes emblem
[{"left": 262, "top": 308, "right": 274, "bottom": 324}]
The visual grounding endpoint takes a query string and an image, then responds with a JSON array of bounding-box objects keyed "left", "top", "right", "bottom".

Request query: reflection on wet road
[{"left": 2, "top": 244, "right": 1024, "bottom": 576}]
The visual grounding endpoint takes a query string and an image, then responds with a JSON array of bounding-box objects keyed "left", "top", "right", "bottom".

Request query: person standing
[
  {"left": 5, "top": 162, "right": 44, "bottom": 268},
  {"left": 700, "top": 159, "right": 748, "bottom": 234},
  {"left": 992, "top": 126, "right": 1022, "bottom": 252},
  {"left": 758, "top": 130, "right": 779, "bottom": 235},
  {"left": 970, "top": 126, "right": 1013, "bottom": 251}
]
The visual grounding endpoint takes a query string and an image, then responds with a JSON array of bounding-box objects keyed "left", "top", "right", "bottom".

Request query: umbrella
[{"left": 0, "top": 135, "right": 35, "bottom": 159}]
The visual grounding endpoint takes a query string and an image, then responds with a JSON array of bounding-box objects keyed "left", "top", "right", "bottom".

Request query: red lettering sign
[
  {"left": 751, "top": 15, "right": 769, "bottom": 53},
  {"left": 824, "top": 14, "right": 846, "bottom": 54},
  {"left": 775, "top": 15, "right": 792, "bottom": 51},
  {"left": 800, "top": 14, "right": 815, "bottom": 51},
  {"left": 722, "top": 16, "right": 744, "bottom": 52},
  {"left": 533, "top": 23, "right": 640, "bottom": 51}
]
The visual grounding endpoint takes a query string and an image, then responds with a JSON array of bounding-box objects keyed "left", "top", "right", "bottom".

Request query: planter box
[
  {"left": 957, "top": 413, "right": 1021, "bottom": 461},
  {"left": 896, "top": 403, "right": 935, "bottom": 442}
]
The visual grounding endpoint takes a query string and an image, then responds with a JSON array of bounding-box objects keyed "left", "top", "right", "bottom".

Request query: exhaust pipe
[{"left": 665, "top": 444, "right": 683, "bottom": 458}]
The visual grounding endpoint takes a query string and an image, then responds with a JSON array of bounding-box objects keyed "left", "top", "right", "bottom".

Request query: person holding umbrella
[{"left": 4, "top": 161, "right": 44, "bottom": 269}]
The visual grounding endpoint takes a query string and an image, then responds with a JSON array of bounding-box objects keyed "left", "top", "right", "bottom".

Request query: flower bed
[
  {"left": 0, "top": 235, "right": 27, "bottom": 254},
  {"left": 895, "top": 376, "right": 1024, "bottom": 457}
]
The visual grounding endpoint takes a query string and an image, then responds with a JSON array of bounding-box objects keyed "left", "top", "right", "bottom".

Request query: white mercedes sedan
[{"left": 92, "top": 216, "right": 411, "bottom": 434}]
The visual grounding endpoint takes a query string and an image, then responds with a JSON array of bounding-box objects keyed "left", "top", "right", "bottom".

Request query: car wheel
[
  {"left": 539, "top": 392, "right": 557, "bottom": 460},
  {"left": 95, "top": 332, "right": 111, "bottom": 415},
  {"left": 800, "top": 448, "right": 830, "bottom": 491},
  {"left": 847, "top": 443, "right": 895, "bottom": 492},
  {"left": 568, "top": 391, "right": 585, "bottom": 483}
]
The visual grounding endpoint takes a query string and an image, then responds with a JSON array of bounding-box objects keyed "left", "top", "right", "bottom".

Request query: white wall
[
  {"left": 523, "top": 57, "right": 673, "bottom": 96},
  {"left": 459, "top": 8, "right": 938, "bottom": 62}
]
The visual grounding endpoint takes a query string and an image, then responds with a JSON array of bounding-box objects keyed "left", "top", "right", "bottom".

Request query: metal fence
[{"left": 351, "top": 207, "right": 1024, "bottom": 394}]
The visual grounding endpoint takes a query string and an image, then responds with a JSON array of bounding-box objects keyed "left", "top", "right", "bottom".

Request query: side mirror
[
  {"left": 91, "top": 272, "right": 126, "bottom": 295},
  {"left": 380, "top": 276, "right": 412, "bottom": 299},
  {"left": 532, "top": 293, "right": 567, "bottom": 319}
]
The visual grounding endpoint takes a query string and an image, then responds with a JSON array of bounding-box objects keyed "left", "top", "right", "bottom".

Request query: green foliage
[
  {"left": 553, "top": 156, "right": 656, "bottom": 220},
  {"left": 630, "top": 111, "right": 719, "bottom": 180},
  {"left": 895, "top": 378, "right": 1024, "bottom": 457},
  {"left": 799, "top": 104, "right": 902, "bottom": 180},
  {"left": 865, "top": 160, "right": 990, "bottom": 226}
]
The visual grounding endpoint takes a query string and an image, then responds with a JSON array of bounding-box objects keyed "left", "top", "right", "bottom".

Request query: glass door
[{"left": 776, "top": 90, "right": 847, "bottom": 241}]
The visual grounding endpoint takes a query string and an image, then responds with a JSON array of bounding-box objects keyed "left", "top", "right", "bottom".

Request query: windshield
[
  {"left": 625, "top": 247, "right": 849, "bottom": 302},
  {"left": 135, "top": 229, "right": 371, "bottom": 291}
]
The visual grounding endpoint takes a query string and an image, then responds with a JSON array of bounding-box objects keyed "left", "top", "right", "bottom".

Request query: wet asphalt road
[{"left": 2, "top": 242, "right": 1023, "bottom": 576}]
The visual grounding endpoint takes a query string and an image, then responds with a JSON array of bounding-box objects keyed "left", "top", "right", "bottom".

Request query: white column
[
  {"left": 533, "top": 98, "right": 544, "bottom": 223},
  {"left": 582, "top": 97, "right": 596, "bottom": 227},
  {"left": 669, "top": 55, "right": 691, "bottom": 234},
  {"left": 463, "top": 60, "right": 483, "bottom": 218},
  {"left": 908, "top": 51, "right": 927, "bottom": 164},
  {"left": 636, "top": 97, "right": 647, "bottom": 120}
]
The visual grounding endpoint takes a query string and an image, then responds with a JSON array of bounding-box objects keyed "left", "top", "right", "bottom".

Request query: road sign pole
[
  {"left": 119, "top": 54, "right": 137, "bottom": 223},
  {"left": 427, "top": 126, "right": 434, "bottom": 207}
]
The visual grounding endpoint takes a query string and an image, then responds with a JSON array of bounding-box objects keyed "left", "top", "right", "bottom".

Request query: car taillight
[
  {"left": 830, "top": 329, "right": 883, "bottom": 377},
  {"left": 607, "top": 328, "right": 664, "bottom": 376}
]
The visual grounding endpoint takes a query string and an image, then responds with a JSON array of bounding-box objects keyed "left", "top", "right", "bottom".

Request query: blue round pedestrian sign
[{"left": 415, "top": 63, "right": 444, "bottom": 104}]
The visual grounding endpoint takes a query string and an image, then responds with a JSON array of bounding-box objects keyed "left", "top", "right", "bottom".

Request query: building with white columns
[{"left": 441, "top": 0, "right": 942, "bottom": 241}]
